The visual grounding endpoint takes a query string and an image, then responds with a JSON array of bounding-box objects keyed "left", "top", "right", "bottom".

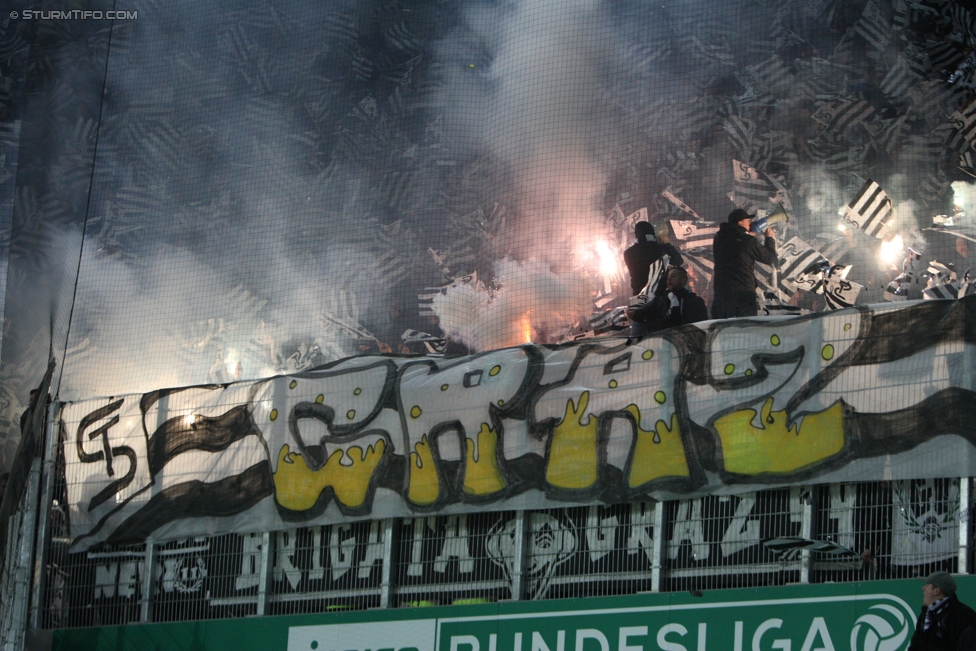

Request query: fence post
[
  {"left": 511, "top": 510, "right": 529, "bottom": 600},
  {"left": 140, "top": 537, "right": 155, "bottom": 622},
  {"left": 29, "top": 402, "right": 60, "bottom": 629},
  {"left": 380, "top": 519, "right": 395, "bottom": 608},
  {"left": 256, "top": 532, "right": 272, "bottom": 616},
  {"left": 9, "top": 458, "right": 42, "bottom": 650},
  {"left": 800, "top": 487, "right": 813, "bottom": 584},
  {"left": 652, "top": 501, "right": 665, "bottom": 592},
  {"left": 960, "top": 478, "right": 970, "bottom": 575}
]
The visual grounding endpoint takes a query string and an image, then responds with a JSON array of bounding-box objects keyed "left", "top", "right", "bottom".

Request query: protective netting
[{"left": 4, "top": 0, "right": 976, "bottom": 470}]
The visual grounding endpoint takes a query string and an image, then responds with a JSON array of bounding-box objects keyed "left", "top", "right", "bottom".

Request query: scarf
[{"left": 924, "top": 596, "right": 952, "bottom": 636}]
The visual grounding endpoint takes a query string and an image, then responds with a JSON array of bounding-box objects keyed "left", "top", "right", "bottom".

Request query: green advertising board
[{"left": 38, "top": 578, "right": 972, "bottom": 651}]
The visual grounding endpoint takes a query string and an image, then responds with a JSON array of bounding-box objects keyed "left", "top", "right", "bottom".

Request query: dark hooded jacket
[
  {"left": 711, "top": 222, "right": 778, "bottom": 294},
  {"left": 624, "top": 240, "right": 683, "bottom": 296}
]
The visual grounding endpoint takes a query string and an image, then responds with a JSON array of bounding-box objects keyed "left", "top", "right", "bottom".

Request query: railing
[
  {"left": 1, "top": 456, "right": 41, "bottom": 651},
  {"left": 33, "top": 470, "right": 970, "bottom": 629}
]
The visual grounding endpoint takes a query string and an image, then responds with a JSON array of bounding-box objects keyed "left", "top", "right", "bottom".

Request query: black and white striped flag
[
  {"left": 730, "top": 160, "right": 775, "bottom": 214},
  {"left": 912, "top": 80, "right": 969, "bottom": 117},
  {"left": 661, "top": 190, "right": 702, "bottom": 220},
  {"left": 776, "top": 237, "right": 831, "bottom": 294},
  {"left": 949, "top": 99, "right": 976, "bottom": 150},
  {"left": 926, "top": 40, "right": 966, "bottom": 75},
  {"left": 883, "top": 248, "right": 921, "bottom": 302},
  {"left": 418, "top": 271, "right": 479, "bottom": 317},
  {"left": 900, "top": 135, "right": 945, "bottom": 166},
  {"left": 683, "top": 250, "right": 714, "bottom": 289},
  {"left": 401, "top": 329, "right": 448, "bottom": 356},
  {"left": 843, "top": 179, "right": 893, "bottom": 238},
  {"left": 918, "top": 171, "right": 950, "bottom": 207},
  {"left": 812, "top": 100, "right": 876, "bottom": 134},
  {"left": 931, "top": 121, "right": 972, "bottom": 156},
  {"left": 62, "top": 385, "right": 274, "bottom": 549},
  {"left": 960, "top": 270, "right": 974, "bottom": 298},
  {"left": 723, "top": 115, "right": 756, "bottom": 154},
  {"left": 824, "top": 143, "right": 870, "bottom": 172},
  {"left": 865, "top": 115, "right": 910, "bottom": 154},
  {"left": 922, "top": 261, "right": 961, "bottom": 300},
  {"left": 764, "top": 538, "right": 859, "bottom": 560},
  {"left": 740, "top": 57, "right": 794, "bottom": 96},
  {"left": 669, "top": 220, "right": 719, "bottom": 251},
  {"left": 855, "top": 1, "right": 890, "bottom": 50},
  {"left": 639, "top": 255, "right": 670, "bottom": 299},
  {"left": 761, "top": 291, "right": 803, "bottom": 316},
  {"left": 923, "top": 283, "right": 962, "bottom": 300},
  {"left": 587, "top": 306, "right": 629, "bottom": 333},
  {"left": 823, "top": 277, "right": 863, "bottom": 310},
  {"left": 880, "top": 56, "right": 922, "bottom": 97}
]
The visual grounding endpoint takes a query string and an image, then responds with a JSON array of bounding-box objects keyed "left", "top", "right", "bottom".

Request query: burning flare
[
  {"left": 880, "top": 234, "right": 905, "bottom": 266},
  {"left": 595, "top": 240, "right": 618, "bottom": 277}
]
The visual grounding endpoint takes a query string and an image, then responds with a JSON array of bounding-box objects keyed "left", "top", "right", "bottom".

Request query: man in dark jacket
[
  {"left": 627, "top": 267, "right": 709, "bottom": 333},
  {"left": 711, "top": 208, "right": 778, "bottom": 319},
  {"left": 908, "top": 571, "right": 976, "bottom": 651},
  {"left": 624, "top": 222, "right": 683, "bottom": 297}
]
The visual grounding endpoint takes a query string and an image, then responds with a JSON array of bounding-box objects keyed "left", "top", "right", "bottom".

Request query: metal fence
[
  {"left": 0, "top": 401, "right": 957, "bottom": 630},
  {"left": 0, "top": 456, "right": 41, "bottom": 651},
  {"left": 29, "top": 474, "right": 973, "bottom": 629}
]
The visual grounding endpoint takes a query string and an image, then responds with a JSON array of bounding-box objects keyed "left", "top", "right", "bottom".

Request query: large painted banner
[
  {"left": 59, "top": 298, "right": 976, "bottom": 549},
  {"left": 39, "top": 579, "right": 960, "bottom": 651}
]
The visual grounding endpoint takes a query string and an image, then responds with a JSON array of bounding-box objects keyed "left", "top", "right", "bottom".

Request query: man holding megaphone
[{"left": 711, "top": 208, "right": 780, "bottom": 319}]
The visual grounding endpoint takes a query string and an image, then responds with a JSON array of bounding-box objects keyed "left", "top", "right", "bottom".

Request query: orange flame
[{"left": 521, "top": 312, "right": 533, "bottom": 343}]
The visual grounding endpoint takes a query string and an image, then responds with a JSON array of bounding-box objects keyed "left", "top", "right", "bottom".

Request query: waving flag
[
  {"left": 63, "top": 384, "right": 273, "bottom": 549},
  {"left": 661, "top": 190, "right": 702, "bottom": 220},
  {"left": 669, "top": 220, "right": 719, "bottom": 251},
  {"left": 843, "top": 179, "right": 893, "bottom": 238}
]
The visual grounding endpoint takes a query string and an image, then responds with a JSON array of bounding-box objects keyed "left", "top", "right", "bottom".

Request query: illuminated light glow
[
  {"left": 521, "top": 313, "right": 533, "bottom": 343},
  {"left": 183, "top": 414, "right": 196, "bottom": 426},
  {"left": 595, "top": 240, "right": 617, "bottom": 276},
  {"left": 879, "top": 234, "right": 904, "bottom": 265},
  {"left": 837, "top": 223, "right": 847, "bottom": 232}
]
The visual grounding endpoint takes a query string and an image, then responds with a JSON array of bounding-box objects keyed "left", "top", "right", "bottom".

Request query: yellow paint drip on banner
[
  {"left": 272, "top": 440, "right": 386, "bottom": 511},
  {"left": 408, "top": 435, "right": 439, "bottom": 505},
  {"left": 463, "top": 423, "right": 507, "bottom": 496},
  {"left": 714, "top": 399, "right": 845, "bottom": 475},
  {"left": 546, "top": 392, "right": 598, "bottom": 489},
  {"left": 625, "top": 407, "right": 689, "bottom": 487}
]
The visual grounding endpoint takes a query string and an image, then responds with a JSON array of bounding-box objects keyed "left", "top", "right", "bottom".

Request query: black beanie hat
[
  {"left": 728, "top": 208, "right": 751, "bottom": 224},
  {"left": 635, "top": 222, "right": 655, "bottom": 240}
]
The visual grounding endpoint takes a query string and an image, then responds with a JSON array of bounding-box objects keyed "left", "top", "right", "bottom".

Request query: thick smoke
[
  {"left": 434, "top": 258, "right": 591, "bottom": 351},
  {"left": 6, "top": 0, "right": 976, "bottom": 462}
]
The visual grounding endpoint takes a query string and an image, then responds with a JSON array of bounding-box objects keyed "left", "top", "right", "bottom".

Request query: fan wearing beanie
[{"left": 710, "top": 208, "right": 778, "bottom": 319}]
